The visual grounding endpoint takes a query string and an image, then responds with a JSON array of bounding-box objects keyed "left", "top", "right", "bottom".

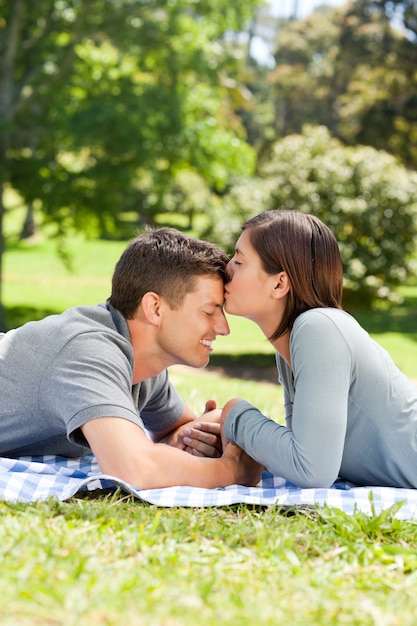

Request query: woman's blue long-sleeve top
[{"left": 223, "top": 308, "right": 417, "bottom": 489}]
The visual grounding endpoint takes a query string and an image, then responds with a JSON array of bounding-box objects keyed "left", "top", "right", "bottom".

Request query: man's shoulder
[
  {"left": 62, "top": 303, "right": 111, "bottom": 322},
  {"left": 58, "top": 304, "right": 125, "bottom": 332},
  {"left": 58, "top": 304, "right": 132, "bottom": 345},
  {"left": 22, "top": 304, "right": 127, "bottom": 347}
]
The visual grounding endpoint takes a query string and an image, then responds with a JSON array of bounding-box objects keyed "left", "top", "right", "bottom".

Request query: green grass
[
  {"left": 1, "top": 496, "right": 417, "bottom": 625},
  {"left": 3, "top": 236, "right": 123, "bottom": 322},
  {"left": 169, "top": 364, "right": 285, "bottom": 424},
  {"left": 2, "top": 233, "right": 417, "bottom": 625}
]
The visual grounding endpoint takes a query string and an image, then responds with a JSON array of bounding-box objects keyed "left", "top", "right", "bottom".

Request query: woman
[{"left": 221, "top": 209, "right": 417, "bottom": 489}]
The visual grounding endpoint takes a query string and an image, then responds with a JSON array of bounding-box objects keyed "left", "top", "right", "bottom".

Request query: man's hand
[
  {"left": 222, "top": 440, "right": 264, "bottom": 487},
  {"left": 219, "top": 397, "right": 263, "bottom": 486},
  {"left": 180, "top": 421, "right": 222, "bottom": 457}
]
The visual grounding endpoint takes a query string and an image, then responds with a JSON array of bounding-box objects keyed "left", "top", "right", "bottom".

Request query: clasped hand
[
  {"left": 177, "top": 399, "right": 222, "bottom": 458},
  {"left": 173, "top": 397, "right": 245, "bottom": 459},
  {"left": 171, "top": 397, "right": 263, "bottom": 486}
]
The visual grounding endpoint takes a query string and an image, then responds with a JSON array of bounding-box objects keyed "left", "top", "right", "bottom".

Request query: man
[{"left": 0, "top": 228, "right": 262, "bottom": 489}]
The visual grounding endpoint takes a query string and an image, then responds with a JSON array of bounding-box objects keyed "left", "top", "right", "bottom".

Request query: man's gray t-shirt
[
  {"left": 0, "top": 304, "right": 184, "bottom": 457},
  {"left": 224, "top": 308, "right": 417, "bottom": 489}
]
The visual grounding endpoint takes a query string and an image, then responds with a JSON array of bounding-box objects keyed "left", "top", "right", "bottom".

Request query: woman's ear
[
  {"left": 141, "top": 292, "right": 163, "bottom": 325},
  {"left": 272, "top": 272, "right": 290, "bottom": 299}
]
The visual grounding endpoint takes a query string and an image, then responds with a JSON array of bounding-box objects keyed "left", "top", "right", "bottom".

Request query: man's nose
[{"left": 215, "top": 312, "right": 230, "bottom": 336}]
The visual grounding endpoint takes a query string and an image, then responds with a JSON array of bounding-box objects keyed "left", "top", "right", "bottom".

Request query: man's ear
[
  {"left": 141, "top": 292, "right": 163, "bottom": 325},
  {"left": 272, "top": 272, "right": 290, "bottom": 299}
]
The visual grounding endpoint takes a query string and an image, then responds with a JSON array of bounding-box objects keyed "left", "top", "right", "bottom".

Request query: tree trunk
[
  {"left": 0, "top": 0, "right": 26, "bottom": 332},
  {"left": 0, "top": 180, "right": 7, "bottom": 332},
  {"left": 19, "top": 202, "right": 36, "bottom": 240}
]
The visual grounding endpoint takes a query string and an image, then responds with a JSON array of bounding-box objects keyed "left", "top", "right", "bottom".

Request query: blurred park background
[{"left": 1, "top": 0, "right": 416, "bottom": 382}]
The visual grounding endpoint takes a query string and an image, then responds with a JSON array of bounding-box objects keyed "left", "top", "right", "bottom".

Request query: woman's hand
[
  {"left": 163, "top": 399, "right": 223, "bottom": 458},
  {"left": 180, "top": 420, "right": 222, "bottom": 457}
]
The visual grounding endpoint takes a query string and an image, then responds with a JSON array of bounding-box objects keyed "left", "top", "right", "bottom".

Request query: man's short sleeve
[{"left": 138, "top": 370, "right": 185, "bottom": 433}]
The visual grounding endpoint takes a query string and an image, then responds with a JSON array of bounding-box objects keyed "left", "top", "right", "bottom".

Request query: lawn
[
  {"left": 2, "top": 497, "right": 417, "bottom": 626},
  {"left": 1, "top": 234, "right": 417, "bottom": 625}
]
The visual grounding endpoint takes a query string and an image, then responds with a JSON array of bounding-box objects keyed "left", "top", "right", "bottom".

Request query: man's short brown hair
[{"left": 108, "top": 227, "right": 229, "bottom": 318}]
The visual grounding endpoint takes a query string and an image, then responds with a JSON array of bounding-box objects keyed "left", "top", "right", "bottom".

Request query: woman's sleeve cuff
[{"left": 223, "top": 400, "right": 255, "bottom": 444}]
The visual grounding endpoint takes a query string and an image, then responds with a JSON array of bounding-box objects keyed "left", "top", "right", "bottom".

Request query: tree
[
  {"left": 0, "top": 0, "right": 260, "bottom": 328},
  {"left": 0, "top": 0, "right": 106, "bottom": 328},
  {"left": 333, "top": 0, "right": 417, "bottom": 168},
  {"left": 267, "top": 0, "right": 417, "bottom": 169},
  {"left": 268, "top": 5, "right": 342, "bottom": 137}
]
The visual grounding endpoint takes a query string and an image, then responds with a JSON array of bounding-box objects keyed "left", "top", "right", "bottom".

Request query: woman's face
[{"left": 224, "top": 228, "right": 282, "bottom": 322}]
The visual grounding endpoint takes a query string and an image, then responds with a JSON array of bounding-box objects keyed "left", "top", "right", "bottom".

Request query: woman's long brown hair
[{"left": 243, "top": 210, "right": 343, "bottom": 340}]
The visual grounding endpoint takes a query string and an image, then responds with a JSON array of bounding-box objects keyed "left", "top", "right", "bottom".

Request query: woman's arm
[{"left": 222, "top": 312, "right": 352, "bottom": 488}]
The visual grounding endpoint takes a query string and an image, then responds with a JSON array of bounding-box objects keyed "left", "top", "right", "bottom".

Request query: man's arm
[{"left": 81, "top": 416, "right": 262, "bottom": 489}]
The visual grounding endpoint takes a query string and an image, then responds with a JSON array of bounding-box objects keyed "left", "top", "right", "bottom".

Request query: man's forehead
[{"left": 189, "top": 275, "right": 224, "bottom": 302}]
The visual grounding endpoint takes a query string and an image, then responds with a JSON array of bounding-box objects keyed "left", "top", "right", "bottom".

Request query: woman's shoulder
[
  {"left": 295, "top": 307, "right": 356, "bottom": 328},
  {"left": 293, "top": 308, "right": 367, "bottom": 344}
]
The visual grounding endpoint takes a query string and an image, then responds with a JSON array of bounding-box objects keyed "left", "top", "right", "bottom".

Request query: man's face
[{"left": 158, "top": 275, "right": 230, "bottom": 369}]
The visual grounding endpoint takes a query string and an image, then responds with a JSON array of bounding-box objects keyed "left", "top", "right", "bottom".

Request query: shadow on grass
[{"left": 206, "top": 353, "right": 278, "bottom": 383}]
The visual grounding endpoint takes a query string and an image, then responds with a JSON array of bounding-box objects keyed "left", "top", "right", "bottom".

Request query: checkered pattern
[{"left": 1, "top": 454, "right": 416, "bottom": 520}]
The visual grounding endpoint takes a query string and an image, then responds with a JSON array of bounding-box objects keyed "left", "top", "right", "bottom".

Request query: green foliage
[
  {"left": 2, "top": 0, "right": 417, "bottom": 313},
  {"left": 265, "top": 126, "right": 417, "bottom": 305},
  {"left": 1, "top": 0, "right": 260, "bottom": 245},
  {"left": 269, "top": 9, "right": 341, "bottom": 136},
  {"left": 267, "top": 0, "right": 417, "bottom": 170}
]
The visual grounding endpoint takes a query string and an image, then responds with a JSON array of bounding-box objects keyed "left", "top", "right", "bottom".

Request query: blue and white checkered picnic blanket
[{"left": 1, "top": 454, "right": 417, "bottom": 520}]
